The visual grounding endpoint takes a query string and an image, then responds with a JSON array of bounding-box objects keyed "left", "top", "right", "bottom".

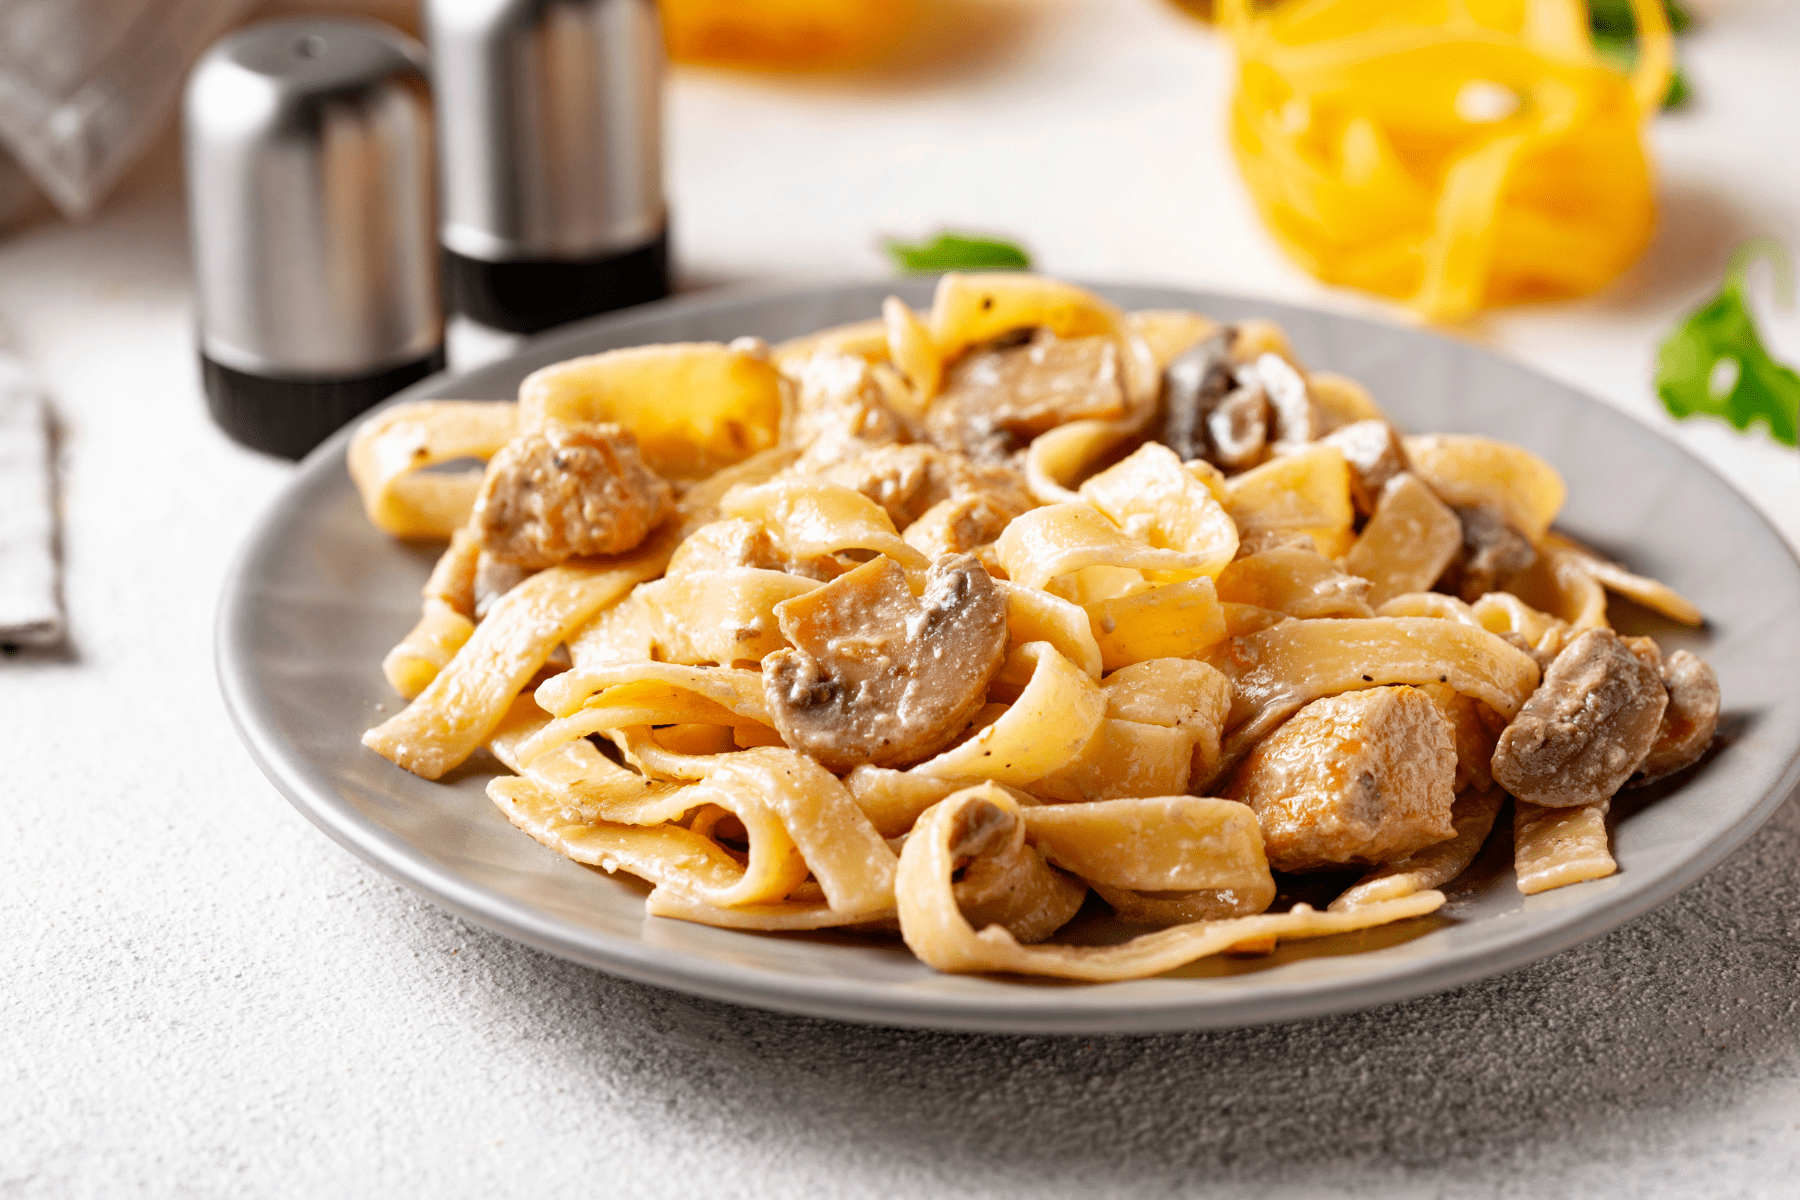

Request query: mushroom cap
[{"left": 763, "top": 553, "right": 1009, "bottom": 772}]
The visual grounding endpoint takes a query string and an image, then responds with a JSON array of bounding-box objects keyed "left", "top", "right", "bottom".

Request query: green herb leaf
[
  {"left": 1587, "top": 0, "right": 1691, "bottom": 38},
  {"left": 1590, "top": 32, "right": 1690, "bottom": 109},
  {"left": 1655, "top": 239, "right": 1800, "bottom": 448},
  {"left": 883, "top": 232, "right": 1032, "bottom": 274}
]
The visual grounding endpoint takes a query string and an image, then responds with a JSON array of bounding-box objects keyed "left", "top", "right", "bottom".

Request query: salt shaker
[
  {"left": 428, "top": 0, "right": 670, "bottom": 333},
  {"left": 185, "top": 19, "right": 442, "bottom": 460}
]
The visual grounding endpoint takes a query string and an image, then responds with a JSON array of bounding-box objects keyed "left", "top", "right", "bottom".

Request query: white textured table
[{"left": 5, "top": 2, "right": 1798, "bottom": 1195}]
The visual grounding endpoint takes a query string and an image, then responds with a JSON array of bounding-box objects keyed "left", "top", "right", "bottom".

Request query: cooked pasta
[{"left": 349, "top": 274, "right": 1719, "bottom": 983}]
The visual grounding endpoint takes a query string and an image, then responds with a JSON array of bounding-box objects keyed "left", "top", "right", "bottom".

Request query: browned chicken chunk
[
  {"left": 1632, "top": 646, "right": 1721, "bottom": 786},
  {"left": 473, "top": 421, "right": 672, "bottom": 568},
  {"left": 1226, "top": 686, "right": 1458, "bottom": 872},
  {"left": 819, "top": 443, "right": 1032, "bottom": 530},
  {"left": 763, "top": 553, "right": 1008, "bottom": 771},
  {"left": 1491, "top": 627, "right": 1668, "bottom": 807},
  {"left": 788, "top": 351, "right": 911, "bottom": 471},
  {"left": 925, "top": 331, "right": 1126, "bottom": 461},
  {"left": 1322, "top": 419, "right": 1408, "bottom": 514}
]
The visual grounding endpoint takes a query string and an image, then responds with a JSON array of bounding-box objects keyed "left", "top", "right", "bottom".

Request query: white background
[{"left": 4, "top": 1, "right": 1797, "bottom": 1195}]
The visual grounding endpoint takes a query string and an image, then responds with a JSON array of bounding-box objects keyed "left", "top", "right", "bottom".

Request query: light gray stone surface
[{"left": 5, "top": 4, "right": 1800, "bottom": 1192}]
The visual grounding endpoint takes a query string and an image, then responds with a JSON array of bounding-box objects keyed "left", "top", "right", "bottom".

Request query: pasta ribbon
[
  {"left": 1219, "top": 0, "right": 1671, "bottom": 320},
  {"left": 489, "top": 775, "right": 750, "bottom": 893},
  {"left": 518, "top": 342, "right": 784, "bottom": 480},
  {"left": 1402, "top": 434, "right": 1565, "bottom": 539},
  {"left": 522, "top": 662, "right": 773, "bottom": 765},
  {"left": 1222, "top": 445, "right": 1355, "bottom": 558},
  {"left": 722, "top": 478, "right": 928, "bottom": 569},
  {"left": 926, "top": 273, "right": 1123, "bottom": 362},
  {"left": 882, "top": 296, "right": 940, "bottom": 410},
  {"left": 490, "top": 697, "right": 698, "bottom": 826},
  {"left": 896, "top": 785, "right": 1445, "bottom": 981},
  {"left": 1027, "top": 719, "right": 1195, "bottom": 803},
  {"left": 913, "top": 642, "right": 1106, "bottom": 786},
  {"left": 993, "top": 579, "right": 1104, "bottom": 683},
  {"left": 382, "top": 526, "right": 481, "bottom": 698},
  {"left": 362, "top": 537, "right": 673, "bottom": 779},
  {"left": 1216, "top": 616, "right": 1541, "bottom": 763},
  {"left": 1024, "top": 416, "right": 1143, "bottom": 506},
  {"left": 1330, "top": 787, "right": 1504, "bottom": 910},
  {"left": 995, "top": 503, "right": 1215, "bottom": 592},
  {"left": 1541, "top": 532, "right": 1703, "bottom": 626},
  {"left": 1087, "top": 577, "right": 1227, "bottom": 673},
  {"left": 1079, "top": 442, "right": 1239, "bottom": 577},
  {"left": 347, "top": 400, "right": 519, "bottom": 539},
  {"left": 1023, "top": 796, "right": 1273, "bottom": 895},
  {"left": 1515, "top": 799, "right": 1615, "bottom": 895}
]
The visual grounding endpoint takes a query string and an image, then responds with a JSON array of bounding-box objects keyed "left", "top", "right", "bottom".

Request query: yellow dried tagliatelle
[
  {"left": 1219, "top": 0, "right": 1673, "bottom": 321},
  {"left": 347, "top": 274, "right": 1719, "bottom": 984}
]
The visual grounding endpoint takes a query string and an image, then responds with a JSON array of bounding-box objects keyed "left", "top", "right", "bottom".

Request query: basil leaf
[
  {"left": 884, "top": 232, "right": 1031, "bottom": 274},
  {"left": 1588, "top": 0, "right": 1691, "bottom": 37},
  {"left": 1591, "top": 32, "right": 1690, "bottom": 109},
  {"left": 1655, "top": 240, "right": 1800, "bottom": 448}
]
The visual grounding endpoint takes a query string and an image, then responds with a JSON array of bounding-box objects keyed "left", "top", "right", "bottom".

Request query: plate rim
[{"left": 216, "top": 278, "right": 1800, "bottom": 1034}]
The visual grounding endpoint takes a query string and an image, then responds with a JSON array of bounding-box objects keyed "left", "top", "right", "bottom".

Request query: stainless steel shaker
[
  {"left": 428, "top": 0, "right": 670, "bottom": 333},
  {"left": 185, "top": 19, "right": 442, "bottom": 459}
]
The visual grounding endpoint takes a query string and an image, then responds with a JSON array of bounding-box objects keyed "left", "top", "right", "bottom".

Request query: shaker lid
[
  {"left": 429, "top": 0, "right": 665, "bottom": 264},
  {"left": 184, "top": 19, "right": 441, "bottom": 379}
]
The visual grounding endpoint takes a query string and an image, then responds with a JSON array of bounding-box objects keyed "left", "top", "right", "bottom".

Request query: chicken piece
[
  {"left": 1440, "top": 503, "right": 1536, "bottom": 601},
  {"left": 818, "top": 443, "right": 942, "bottom": 527},
  {"left": 1631, "top": 646, "right": 1721, "bottom": 786},
  {"left": 819, "top": 443, "right": 1032, "bottom": 531},
  {"left": 473, "top": 420, "right": 673, "bottom": 569},
  {"left": 1226, "top": 686, "right": 1458, "bottom": 872},
  {"left": 763, "top": 553, "right": 1008, "bottom": 771},
  {"left": 925, "top": 331, "right": 1127, "bottom": 462},
  {"left": 903, "top": 493, "right": 1020, "bottom": 561},
  {"left": 1491, "top": 628, "right": 1667, "bottom": 807},
  {"left": 1321, "top": 419, "right": 1408, "bottom": 515},
  {"left": 788, "top": 351, "right": 911, "bottom": 472}
]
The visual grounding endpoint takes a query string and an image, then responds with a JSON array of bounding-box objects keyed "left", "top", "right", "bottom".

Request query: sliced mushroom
[
  {"left": 1322, "top": 419, "right": 1409, "bottom": 515},
  {"left": 1631, "top": 647, "right": 1721, "bottom": 786},
  {"left": 945, "top": 795, "right": 1087, "bottom": 944},
  {"left": 1160, "top": 327, "right": 1237, "bottom": 462},
  {"left": 924, "top": 331, "right": 1127, "bottom": 462},
  {"left": 1440, "top": 502, "right": 1536, "bottom": 601},
  {"left": 1242, "top": 352, "right": 1321, "bottom": 451},
  {"left": 473, "top": 420, "right": 673, "bottom": 568},
  {"left": 1491, "top": 627, "right": 1668, "bottom": 807},
  {"left": 1226, "top": 685, "right": 1458, "bottom": 873},
  {"left": 763, "top": 553, "right": 1008, "bottom": 771},
  {"left": 1206, "top": 382, "right": 1270, "bottom": 470}
]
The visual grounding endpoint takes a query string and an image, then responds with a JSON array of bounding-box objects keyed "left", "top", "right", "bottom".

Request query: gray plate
[{"left": 217, "top": 280, "right": 1800, "bottom": 1033}]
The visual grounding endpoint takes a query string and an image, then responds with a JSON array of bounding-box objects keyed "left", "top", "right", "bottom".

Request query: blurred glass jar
[
  {"left": 661, "top": 0, "right": 920, "bottom": 69},
  {"left": 1219, "top": 0, "right": 1672, "bottom": 322}
]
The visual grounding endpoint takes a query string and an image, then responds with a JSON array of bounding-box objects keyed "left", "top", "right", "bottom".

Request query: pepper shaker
[
  {"left": 185, "top": 19, "right": 442, "bottom": 460},
  {"left": 428, "top": 0, "right": 670, "bottom": 333}
]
